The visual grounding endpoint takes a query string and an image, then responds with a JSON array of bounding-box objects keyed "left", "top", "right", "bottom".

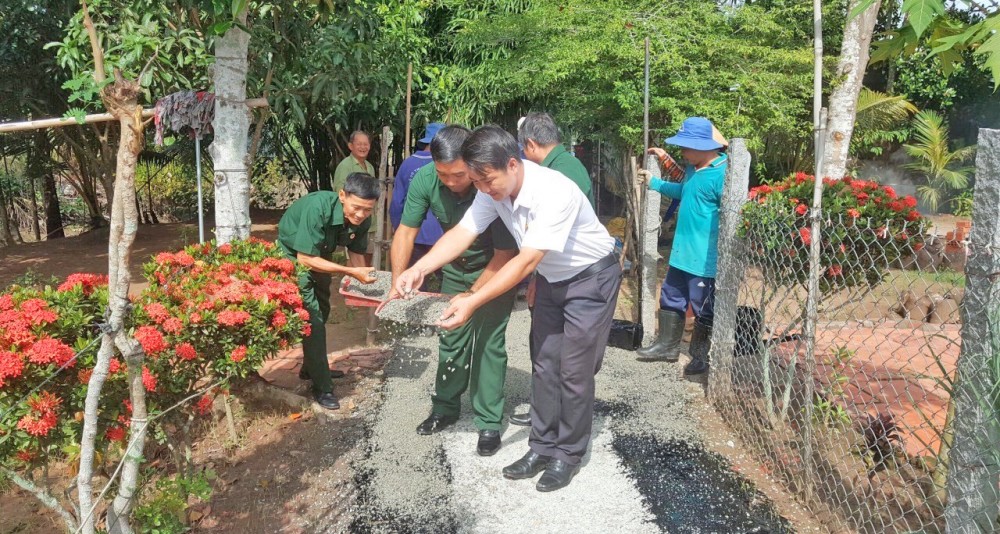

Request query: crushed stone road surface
[{"left": 351, "top": 304, "right": 793, "bottom": 533}]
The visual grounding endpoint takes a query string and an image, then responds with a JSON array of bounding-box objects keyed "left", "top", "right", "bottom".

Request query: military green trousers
[
  {"left": 432, "top": 266, "right": 515, "bottom": 431},
  {"left": 298, "top": 269, "right": 334, "bottom": 395}
]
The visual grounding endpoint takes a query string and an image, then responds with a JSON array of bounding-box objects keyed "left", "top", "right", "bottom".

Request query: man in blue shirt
[
  {"left": 635, "top": 117, "right": 728, "bottom": 375},
  {"left": 390, "top": 123, "right": 446, "bottom": 266}
]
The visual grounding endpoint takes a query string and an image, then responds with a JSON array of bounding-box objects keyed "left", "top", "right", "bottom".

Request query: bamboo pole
[
  {"left": 0, "top": 98, "right": 268, "bottom": 134},
  {"left": 404, "top": 63, "right": 413, "bottom": 159}
]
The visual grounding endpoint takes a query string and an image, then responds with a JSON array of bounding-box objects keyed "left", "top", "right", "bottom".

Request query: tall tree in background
[
  {"left": 210, "top": 2, "right": 252, "bottom": 244},
  {"left": 823, "top": 0, "right": 883, "bottom": 179}
]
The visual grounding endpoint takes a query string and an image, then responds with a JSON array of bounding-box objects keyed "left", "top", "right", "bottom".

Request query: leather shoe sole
[
  {"left": 509, "top": 412, "right": 531, "bottom": 427},
  {"left": 477, "top": 430, "right": 501, "bottom": 456},
  {"left": 536, "top": 460, "right": 580, "bottom": 492}
]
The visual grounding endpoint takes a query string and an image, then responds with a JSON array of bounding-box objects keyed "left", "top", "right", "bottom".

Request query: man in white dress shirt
[{"left": 396, "top": 125, "right": 621, "bottom": 492}]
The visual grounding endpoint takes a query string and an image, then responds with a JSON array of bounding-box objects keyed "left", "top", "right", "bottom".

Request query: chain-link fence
[{"left": 706, "top": 134, "right": 1000, "bottom": 533}]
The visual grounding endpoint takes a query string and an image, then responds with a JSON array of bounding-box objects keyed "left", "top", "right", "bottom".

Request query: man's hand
[
  {"left": 526, "top": 276, "right": 537, "bottom": 308},
  {"left": 395, "top": 267, "right": 425, "bottom": 298},
  {"left": 648, "top": 147, "right": 668, "bottom": 160},
  {"left": 438, "top": 293, "right": 477, "bottom": 330},
  {"left": 637, "top": 169, "right": 655, "bottom": 186},
  {"left": 348, "top": 267, "right": 377, "bottom": 284}
]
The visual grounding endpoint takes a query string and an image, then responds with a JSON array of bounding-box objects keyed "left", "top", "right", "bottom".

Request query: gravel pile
[
  {"left": 376, "top": 294, "right": 452, "bottom": 326},
  {"left": 342, "top": 271, "right": 393, "bottom": 300}
]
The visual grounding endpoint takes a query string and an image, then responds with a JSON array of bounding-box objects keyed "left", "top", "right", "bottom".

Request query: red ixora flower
[
  {"left": 27, "top": 338, "right": 76, "bottom": 368},
  {"left": 105, "top": 425, "right": 127, "bottom": 442},
  {"left": 217, "top": 309, "right": 251, "bottom": 327},
  {"left": 162, "top": 317, "right": 184, "bottom": 335},
  {"left": 143, "top": 302, "right": 170, "bottom": 323},
  {"left": 271, "top": 310, "right": 288, "bottom": 329},
  {"left": 135, "top": 326, "right": 168, "bottom": 355},
  {"left": 17, "top": 391, "right": 61, "bottom": 437},
  {"left": 827, "top": 264, "right": 843, "bottom": 277},
  {"left": 229, "top": 345, "right": 248, "bottom": 363},
  {"left": 20, "top": 298, "right": 58, "bottom": 325},
  {"left": 57, "top": 273, "right": 109, "bottom": 295},
  {"left": 190, "top": 312, "right": 203, "bottom": 324},
  {"left": 15, "top": 450, "right": 35, "bottom": 463},
  {"left": 217, "top": 243, "right": 232, "bottom": 255},
  {"left": 796, "top": 227, "right": 812, "bottom": 246},
  {"left": 142, "top": 366, "right": 157, "bottom": 392},
  {"left": 795, "top": 204, "right": 808, "bottom": 216},
  {"left": 888, "top": 200, "right": 904, "bottom": 212},
  {"left": 0, "top": 294, "right": 13, "bottom": 311},
  {"left": 903, "top": 195, "right": 917, "bottom": 208},
  {"left": 906, "top": 210, "right": 921, "bottom": 222},
  {"left": 847, "top": 208, "right": 861, "bottom": 219},
  {"left": 175, "top": 342, "right": 198, "bottom": 361},
  {"left": 195, "top": 395, "right": 214, "bottom": 415},
  {"left": 0, "top": 350, "right": 25, "bottom": 388}
]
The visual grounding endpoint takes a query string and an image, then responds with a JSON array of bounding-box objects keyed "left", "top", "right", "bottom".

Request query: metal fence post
[
  {"left": 945, "top": 128, "right": 1000, "bottom": 533},
  {"left": 708, "top": 139, "right": 750, "bottom": 397}
]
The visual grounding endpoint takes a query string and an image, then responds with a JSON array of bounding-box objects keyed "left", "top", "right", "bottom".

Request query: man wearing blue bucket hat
[
  {"left": 390, "top": 122, "right": 446, "bottom": 269},
  {"left": 635, "top": 117, "right": 728, "bottom": 375}
]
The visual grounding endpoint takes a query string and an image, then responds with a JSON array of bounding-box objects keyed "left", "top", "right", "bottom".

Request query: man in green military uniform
[
  {"left": 278, "top": 173, "right": 380, "bottom": 409},
  {"left": 518, "top": 112, "right": 594, "bottom": 208},
  {"left": 389, "top": 125, "right": 517, "bottom": 456},
  {"left": 332, "top": 130, "right": 378, "bottom": 262}
]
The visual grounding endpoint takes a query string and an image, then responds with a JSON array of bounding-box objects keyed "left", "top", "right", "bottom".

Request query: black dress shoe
[
  {"left": 502, "top": 450, "right": 550, "bottom": 480},
  {"left": 536, "top": 460, "right": 580, "bottom": 492},
  {"left": 313, "top": 392, "right": 340, "bottom": 410},
  {"left": 299, "top": 368, "right": 346, "bottom": 380},
  {"left": 683, "top": 358, "right": 709, "bottom": 375},
  {"left": 416, "top": 413, "right": 458, "bottom": 435},
  {"left": 477, "top": 430, "right": 501, "bottom": 456},
  {"left": 509, "top": 412, "right": 531, "bottom": 427}
]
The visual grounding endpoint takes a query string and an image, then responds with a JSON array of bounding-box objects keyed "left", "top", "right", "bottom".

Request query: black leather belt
[{"left": 549, "top": 252, "right": 619, "bottom": 287}]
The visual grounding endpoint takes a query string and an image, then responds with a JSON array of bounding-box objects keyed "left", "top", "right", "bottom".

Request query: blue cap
[
  {"left": 664, "top": 117, "right": 724, "bottom": 151},
  {"left": 419, "top": 122, "right": 446, "bottom": 144}
]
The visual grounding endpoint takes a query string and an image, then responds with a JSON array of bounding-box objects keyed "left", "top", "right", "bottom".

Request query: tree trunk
[
  {"left": 0, "top": 187, "right": 14, "bottom": 247},
  {"left": 77, "top": 71, "right": 147, "bottom": 534},
  {"left": 44, "top": 172, "right": 64, "bottom": 239},
  {"left": 822, "top": 0, "right": 882, "bottom": 180},
  {"left": 27, "top": 165, "right": 41, "bottom": 242},
  {"left": 209, "top": 9, "right": 252, "bottom": 244}
]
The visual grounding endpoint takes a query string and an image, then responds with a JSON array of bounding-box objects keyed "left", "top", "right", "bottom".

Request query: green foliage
[
  {"left": 851, "top": 88, "right": 919, "bottom": 157},
  {"left": 133, "top": 470, "right": 214, "bottom": 534},
  {"left": 47, "top": 0, "right": 215, "bottom": 111},
  {"left": 950, "top": 189, "right": 974, "bottom": 218},
  {"left": 869, "top": 1, "right": 1000, "bottom": 89},
  {"left": 903, "top": 110, "right": 976, "bottom": 211},
  {"left": 424, "top": 0, "right": 817, "bottom": 165}
]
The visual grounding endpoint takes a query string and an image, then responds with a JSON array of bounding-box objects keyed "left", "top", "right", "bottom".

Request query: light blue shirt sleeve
[{"left": 649, "top": 176, "right": 682, "bottom": 200}]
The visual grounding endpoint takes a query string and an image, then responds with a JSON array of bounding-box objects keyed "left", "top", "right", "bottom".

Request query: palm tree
[
  {"left": 855, "top": 88, "right": 918, "bottom": 134},
  {"left": 904, "top": 110, "right": 976, "bottom": 212}
]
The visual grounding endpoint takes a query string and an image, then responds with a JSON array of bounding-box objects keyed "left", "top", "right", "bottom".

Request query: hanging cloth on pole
[{"left": 153, "top": 91, "right": 216, "bottom": 145}]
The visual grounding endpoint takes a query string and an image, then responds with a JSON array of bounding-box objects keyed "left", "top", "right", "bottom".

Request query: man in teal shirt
[{"left": 635, "top": 117, "right": 728, "bottom": 375}]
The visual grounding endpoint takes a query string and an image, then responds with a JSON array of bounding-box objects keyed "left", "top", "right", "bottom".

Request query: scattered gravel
[
  {"left": 352, "top": 302, "right": 801, "bottom": 532},
  {"left": 376, "top": 294, "right": 452, "bottom": 326},
  {"left": 342, "top": 270, "right": 393, "bottom": 300}
]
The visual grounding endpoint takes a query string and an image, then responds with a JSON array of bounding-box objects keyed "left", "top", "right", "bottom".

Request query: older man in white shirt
[{"left": 396, "top": 125, "right": 621, "bottom": 492}]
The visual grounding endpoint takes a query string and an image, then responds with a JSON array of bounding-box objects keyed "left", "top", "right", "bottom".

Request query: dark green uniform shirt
[
  {"left": 541, "top": 144, "right": 594, "bottom": 209},
  {"left": 277, "top": 191, "right": 371, "bottom": 259},
  {"left": 400, "top": 165, "right": 516, "bottom": 272}
]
